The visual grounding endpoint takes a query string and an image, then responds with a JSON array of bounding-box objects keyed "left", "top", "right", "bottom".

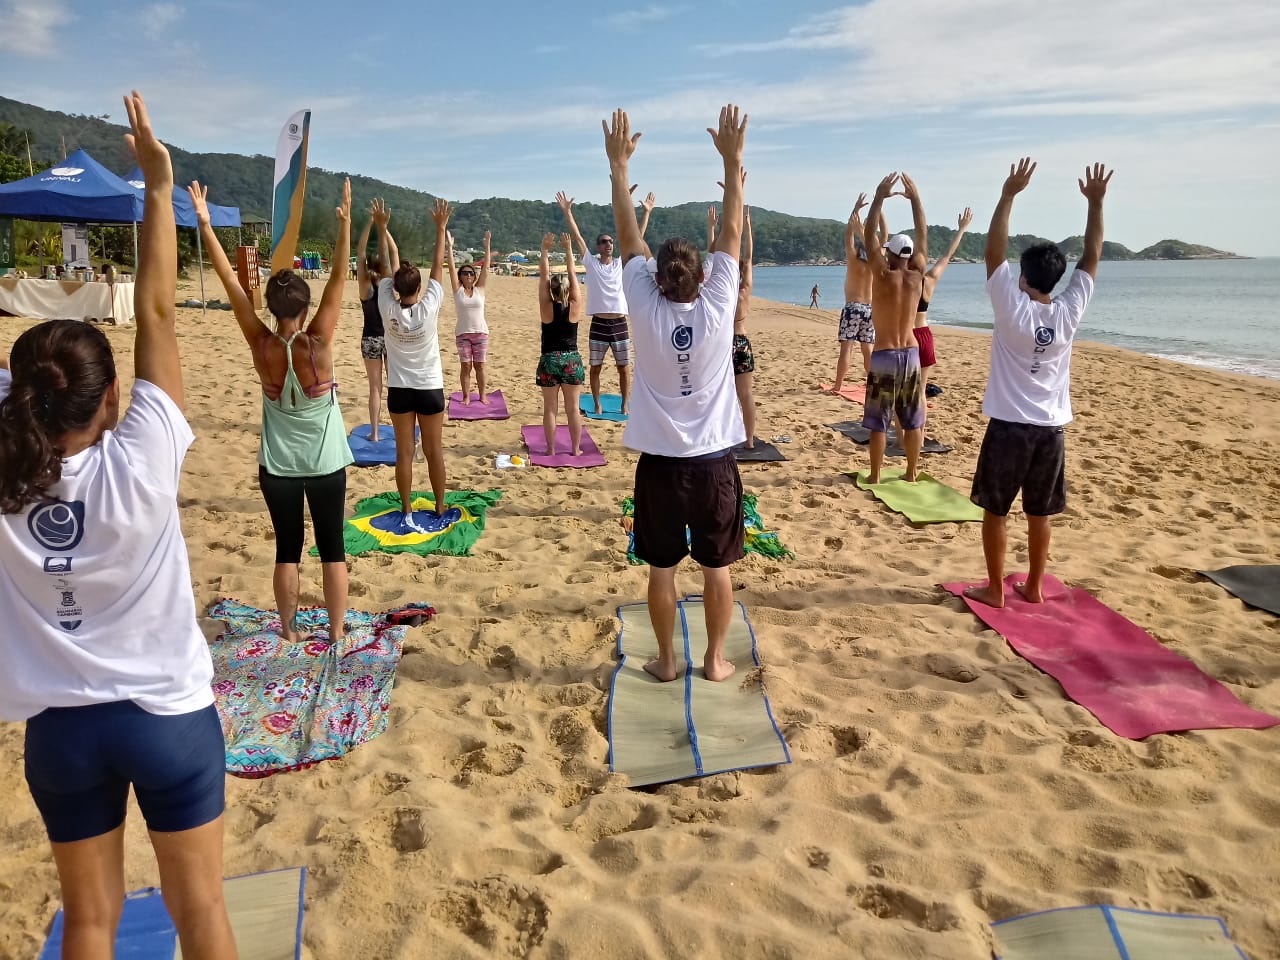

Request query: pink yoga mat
[
  {"left": 943, "top": 574, "right": 1280, "bottom": 739},
  {"left": 520, "top": 425, "right": 606, "bottom": 468},
  {"left": 448, "top": 390, "right": 509, "bottom": 420},
  {"left": 818, "top": 381, "right": 866, "bottom": 403}
]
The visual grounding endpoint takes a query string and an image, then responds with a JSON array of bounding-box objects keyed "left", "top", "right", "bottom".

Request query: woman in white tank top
[{"left": 447, "top": 230, "right": 491, "bottom": 405}]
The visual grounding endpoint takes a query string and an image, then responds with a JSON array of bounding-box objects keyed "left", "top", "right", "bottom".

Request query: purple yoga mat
[
  {"left": 448, "top": 390, "right": 509, "bottom": 420},
  {"left": 520, "top": 425, "right": 606, "bottom": 468},
  {"left": 942, "top": 574, "right": 1280, "bottom": 739}
]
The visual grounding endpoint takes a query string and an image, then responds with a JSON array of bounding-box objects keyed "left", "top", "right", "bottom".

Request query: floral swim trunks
[
  {"left": 838, "top": 301, "right": 875, "bottom": 343},
  {"left": 360, "top": 336, "right": 385, "bottom": 360},
  {"left": 536, "top": 350, "right": 586, "bottom": 387},
  {"left": 732, "top": 333, "right": 755, "bottom": 375}
]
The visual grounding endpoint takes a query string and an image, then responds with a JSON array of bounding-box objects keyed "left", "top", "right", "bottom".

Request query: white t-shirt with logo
[
  {"left": 622, "top": 251, "right": 746, "bottom": 457},
  {"left": 454, "top": 286, "right": 487, "bottom": 336},
  {"left": 379, "top": 277, "right": 445, "bottom": 389},
  {"left": 584, "top": 254, "right": 627, "bottom": 316},
  {"left": 0, "top": 373, "right": 214, "bottom": 721},
  {"left": 983, "top": 262, "right": 1094, "bottom": 427}
]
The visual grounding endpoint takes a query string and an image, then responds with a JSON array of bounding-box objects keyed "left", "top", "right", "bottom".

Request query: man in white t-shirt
[
  {"left": 606, "top": 103, "right": 749, "bottom": 684},
  {"left": 557, "top": 191, "right": 633, "bottom": 415},
  {"left": 965, "top": 157, "right": 1113, "bottom": 608}
]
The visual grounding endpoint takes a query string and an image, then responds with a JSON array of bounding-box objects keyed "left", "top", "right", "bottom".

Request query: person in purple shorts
[{"left": 861, "top": 171, "right": 929, "bottom": 484}]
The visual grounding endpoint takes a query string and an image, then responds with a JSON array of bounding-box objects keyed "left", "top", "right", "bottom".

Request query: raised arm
[
  {"left": 556, "top": 191, "right": 589, "bottom": 259},
  {"left": 709, "top": 105, "right": 747, "bottom": 259},
  {"left": 428, "top": 198, "right": 451, "bottom": 287},
  {"left": 445, "top": 231, "right": 460, "bottom": 293},
  {"left": 707, "top": 205, "right": 718, "bottom": 252},
  {"left": 877, "top": 211, "right": 889, "bottom": 246},
  {"left": 900, "top": 172, "right": 928, "bottom": 271},
  {"left": 845, "top": 193, "right": 867, "bottom": 259},
  {"left": 604, "top": 110, "right": 647, "bottom": 263},
  {"left": 864, "top": 172, "right": 897, "bottom": 276},
  {"left": 124, "top": 91, "right": 183, "bottom": 408},
  {"left": 189, "top": 180, "right": 267, "bottom": 346},
  {"left": 987, "top": 157, "right": 1036, "bottom": 278},
  {"left": 741, "top": 205, "right": 753, "bottom": 293},
  {"left": 638, "top": 192, "right": 656, "bottom": 241},
  {"left": 563, "top": 232, "right": 582, "bottom": 321},
  {"left": 537, "top": 232, "right": 554, "bottom": 321},
  {"left": 355, "top": 206, "right": 375, "bottom": 295},
  {"left": 1076, "top": 163, "right": 1112, "bottom": 280},
  {"left": 307, "top": 178, "right": 351, "bottom": 345},
  {"left": 478, "top": 230, "right": 491, "bottom": 287},
  {"left": 928, "top": 207, "right": 973, "bottom": 281}
]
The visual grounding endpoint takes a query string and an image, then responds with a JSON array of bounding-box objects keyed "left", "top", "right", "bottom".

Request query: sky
[{"left": 2, "top": 0, "right": 1278, "bottom": 254}]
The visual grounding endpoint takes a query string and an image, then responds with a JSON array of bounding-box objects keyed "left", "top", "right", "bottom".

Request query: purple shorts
[
  {"left": 861, "top": 347, "right": 924, "bottom": 433},
  {"left": 456, "top": 332, "right": 489, "bottom": 363}
]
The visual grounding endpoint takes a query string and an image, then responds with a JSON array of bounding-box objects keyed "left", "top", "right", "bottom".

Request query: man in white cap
[{"left": 860, "top": 173, "right": 928, "bottom": 484}]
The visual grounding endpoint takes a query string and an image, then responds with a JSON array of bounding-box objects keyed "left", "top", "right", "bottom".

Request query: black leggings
[{"left": 258, "top": 466, "right": 348, "bottom": 563}]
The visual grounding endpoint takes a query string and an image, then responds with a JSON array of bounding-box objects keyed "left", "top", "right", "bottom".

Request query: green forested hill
[{"left": 0, "top": 96, "right": 1243, "bottom": 265}]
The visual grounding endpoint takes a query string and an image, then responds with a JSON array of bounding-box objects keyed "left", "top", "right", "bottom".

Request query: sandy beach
[{"left": 1, "top": 271, "right": 1278, "bottom": 959}]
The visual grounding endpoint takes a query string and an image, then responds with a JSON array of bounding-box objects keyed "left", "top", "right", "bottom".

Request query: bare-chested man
[
  {"left": 862, "top": 172, "right": 928, "bottom": 484},
  {"left": 833, "top": 194, "right": 887, "bottom": 390}
]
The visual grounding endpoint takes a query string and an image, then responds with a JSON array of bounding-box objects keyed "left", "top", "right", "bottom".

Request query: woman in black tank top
[
  {"left": 356, "top": 200, "right": 391, "bottom": 441},
  {"left": 535, "top": 233, "right": 586, "bottom": 457}
]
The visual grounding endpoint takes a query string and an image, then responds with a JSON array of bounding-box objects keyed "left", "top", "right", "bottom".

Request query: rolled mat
[
  {"left": 733, "top": 439, "right": 787, "bottom": 462},
  {"left": 1200, "top": 564, "right": 1280, "bottom": 617},
  {"left": 943, "top": 574, "right": 1280, "bottom": 738},
  {"left": 993, "top": 904, "right": 1248, "bottom": 960},
  {"left": 850, "top": 469, "right": 983, "bottom": 523},
  {"left": 607, "top": 597, "right": 791, "bottom": 787},
  {"left": 818, "top": 381, "right": 865, "bottom": 402},
  {"left": 828, "top": 420, "right": 952, "bottom": 455},
  {"left": 348, "top": 423, "right": 413, "bottom": 467},
  {"left": 579, "top": 392, "right": 628, "bottom": 422},
  {"left": 521, "top": 424, "right": 606, "bottom": 467},
  {"left": 41, "top": 867, "right": 306, "bottom": 959},
  {"left": 448, "top": 389, "right": 509, "bottom": 420}
]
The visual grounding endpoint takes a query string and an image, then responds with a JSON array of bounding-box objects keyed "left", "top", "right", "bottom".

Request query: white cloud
[
  {"left": 143, "top": 2, "right": 182, "bottom": 39},
  {"left": 0, "top": 0, "right": 71, "bottom": 57},
  {"left": 607, "top": 5, "right": 679, "bottom": 31}
]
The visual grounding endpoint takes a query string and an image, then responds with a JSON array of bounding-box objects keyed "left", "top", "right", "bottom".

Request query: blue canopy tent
[{"left": 0, "top": 148, "right": 144, "bottom": 267}]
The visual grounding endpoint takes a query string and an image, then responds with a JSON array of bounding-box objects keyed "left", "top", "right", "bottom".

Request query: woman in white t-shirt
[
  {"left": 447, "top": 229, "right": 492, "bottom": 405},
  {"left": 375, "top": 199, "right": 459, "bottom": 533},
  {"left": 0, "top": 93, "right": 236, "bottom": 956}
]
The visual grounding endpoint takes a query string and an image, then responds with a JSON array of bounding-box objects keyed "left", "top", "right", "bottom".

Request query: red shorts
[{"left": 913, "top": 325, "right": 936, "bottom": 368}]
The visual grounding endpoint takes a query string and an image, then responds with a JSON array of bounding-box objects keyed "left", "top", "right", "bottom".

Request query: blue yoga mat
[
  {"left": 348, "top": 424, "right": 415, "bottom": 467},
  {"left": 579, "top": 394, "right": 628, "bottom": 422}
]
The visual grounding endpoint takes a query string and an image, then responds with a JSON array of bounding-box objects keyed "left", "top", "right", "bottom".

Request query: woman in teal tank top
[{"left": 191, "top": 179, "right": 355, "bottom": 642}]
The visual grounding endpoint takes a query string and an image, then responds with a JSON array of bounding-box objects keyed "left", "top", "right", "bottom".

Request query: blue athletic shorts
[{"left": 25, "top": 701, "right": 226, "bottom": 843}]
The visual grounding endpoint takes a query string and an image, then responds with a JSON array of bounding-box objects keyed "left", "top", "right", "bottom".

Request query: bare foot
[
  {"left": 867, "top": 472, "right": 880, "bottom": 485},
  {"left": 745, "top": 441, "right": 756, "bottom": 450},
  {"left": 571, "top": 448, "right": 581, "bottom": 457},
  {"left": 963, "top": 584, "right": 1005, "bottom": 609},
  {"left": 644, "top": 657, "right": 681, "bottom": 682},
  {"left": 369, "top": 431, "right": 380, "bottom": 443},
  {"left": 904, "top": 471, "right": 919, "bottom": 482},
  {"left": 593, "top": 404, "right": 603, "bottom": 415},
  {"left": 1013, "top": 581, "right": 1044, "bottom": 603},
  {"left": 462, "top": 396, "right": 471, "bottom": 406},
  {"left": 280, "top": 614, "right": 301, "bottom": 643},
  {"left": 621, "top": 406, "right": 629, "bottom": 415},
  {"left": 703, "top": 654, "right": 736, "bottom": 682}
]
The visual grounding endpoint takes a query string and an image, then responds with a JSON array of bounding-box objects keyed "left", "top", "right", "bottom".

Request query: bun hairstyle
[
  {"left": 265, "top": 270, "right": 311, "bottom": 324},
  {"left": 364, "top": 252, "right": 382, "bottom": 276},
  {"left": 0, "top": 319, "right": 116, "bottom": 514},
  {"left": 655, "top": 238, "right": 704, "bottom": 302},
  {"left": 549, "top": 273, "right": 571, "bottom": 305},
  {"left": 393, "top": 260, "right": 421, "bottom": 299}
]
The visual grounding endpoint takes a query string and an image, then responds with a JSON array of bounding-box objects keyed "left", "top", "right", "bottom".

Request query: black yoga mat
[
  {"left": 826, "top": 421, "right": 952, "bottom": 455},
  {"left": 733, "top": 439, "right": 787, "bottom": 462},
  {"left": 1200, "top": 565, "right": 1280, "bottom": 617}
]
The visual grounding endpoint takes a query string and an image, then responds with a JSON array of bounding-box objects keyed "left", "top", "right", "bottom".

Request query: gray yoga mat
[
  {"left": 733, "top": 439, "right": 787, "bottom": 462},
  {"left": 1201, "top": 564, "right": 1280, "bottom": 617},
  {"left": 827, "top": 420, "right": 952, "bottom": 455}
]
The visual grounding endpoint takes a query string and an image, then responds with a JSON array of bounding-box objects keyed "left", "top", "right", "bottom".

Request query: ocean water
[{"left": 751, "top": 259, "right": 1280, "bottom": 381}]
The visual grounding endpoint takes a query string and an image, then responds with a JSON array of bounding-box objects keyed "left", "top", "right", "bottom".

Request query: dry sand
[{"left": 1, "top": 272, "right": 1278, "bottom": 959}]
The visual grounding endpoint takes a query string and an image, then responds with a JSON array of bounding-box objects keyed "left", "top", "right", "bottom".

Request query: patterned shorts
[
  {"left": 536, "top": 351, "right": 586, "bottom": 388},
  {"left": 589, "top": 337, "right": 632, "bottom": 367},
  {"left": 839, "top": 301, "right": 875, "bottom": 343},
  {"left": 361, "top": 336, "right": 385, "bottom": 360},
  {"left": 456, "top": 332, "right": 489, "bottom": 363},
  {"left": 732, "top": 333, "right": 755, "bottom": 375},
  {"left": 861, "top": 347, "right": 924, "bottom": 434}
]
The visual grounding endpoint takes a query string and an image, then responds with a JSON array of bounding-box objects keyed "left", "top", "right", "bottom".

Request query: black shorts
[
  {"left": 259, "top": 466, "right": 348, "bottom": 564},
  {"left": 970, "top": 418, "right": 1067, "bottom": 517},
  {"left": 633, "top": 451, "right": 744, "bottom": 569},
  {"left": 387, "top": 387, "right": 445, "bottom": 417},
  {"left": 26, "top": 701, "right": 226, "bottom": 843}
]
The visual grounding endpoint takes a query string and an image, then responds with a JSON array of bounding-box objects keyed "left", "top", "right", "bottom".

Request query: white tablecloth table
[{"left": 0, "top": 277, "right": 135, "bottom": 324}]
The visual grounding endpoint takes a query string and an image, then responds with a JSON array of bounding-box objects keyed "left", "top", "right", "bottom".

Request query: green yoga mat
[
  {"left": 993, "top": 905, "right": 1247, "bottom": 960},
  {"left": 848, "top": 469, "right": 983, "bottom": 524},
  {"left": 608, "top": 598, "right": 791, "bottom": 787}
]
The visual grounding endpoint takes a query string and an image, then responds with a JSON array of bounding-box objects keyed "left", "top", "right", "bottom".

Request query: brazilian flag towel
[{"left": 312, "top": 489, "right": 503, "bottom": 558}]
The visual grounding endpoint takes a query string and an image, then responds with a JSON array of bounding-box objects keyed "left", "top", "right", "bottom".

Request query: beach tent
[{"left": 0, "top": 148, "right": 143, "bottom": 224}]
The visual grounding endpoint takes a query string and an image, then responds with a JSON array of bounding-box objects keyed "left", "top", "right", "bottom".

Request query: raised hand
[
  {"left": 1002, "top": 157, "right": 1037, "bottom": 197},
  {"left": 122, "top": 90, "right": 171, "bottom": 185},
  {"left": 541, "top": 232, "right": 556, "bottom": 252},
  {"left": 900, "top": 173, "right": 920, "bottom": 201},
  {"left": 603, "top": 109, "right": 642, "bottom": 166},
  {"left": 707, "top": 103, "right": 747, "bottom": 162},
  {"left": 336, "top": 177, "right": 351, "bottom": 225},
  {"left": 555, "top": 190, "right": 574, "bottom": 213},
  {"left": 716, "top": 168, "right": 748, "bottom": 191},
  {"left": 850, "top": 193, "right": 868, "bottom": 223},
  {"left": 560, "top": 232, "right": 572, "bottom": 251},
  {"left": 958, "top": 207, "right": 974, "bottom": 230},
  {"left": 874, "top": 172, "right": 900, "bottom": 201},
  {"left": 1078, "top": 163, "right": 1113, "bottom": 202},
  {"left": 430, "top": 197, "right": 453, "bottom": 228},
  {"left": 370, "top": 197, "right": 390, "bottom": 227},
  {"left": 186, "top": 181, "right": 211, "bottom": 226},
  {"left": 446, "top": 231, "right": 455, "bottom": 251},
  {"left": 483, "top": 230, "right": 492, "bottom": 248},
  {"left": 641, "top": 191, "right": 656, "bottom": 213}
]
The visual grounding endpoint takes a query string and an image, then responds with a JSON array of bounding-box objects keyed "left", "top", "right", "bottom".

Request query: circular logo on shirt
[
  {"left": 671, "top": 325, "right": 693, "bottom": 351},
  {"left": 28, "top": 500, "right": 86, "bottom": 552},
  {"left": 1034, "top": 327, "right": 1055, "bottom": 347}
]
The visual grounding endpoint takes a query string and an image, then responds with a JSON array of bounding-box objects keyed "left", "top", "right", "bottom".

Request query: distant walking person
[
  {"left": 536, "top": 232, "right": 586, "bottom": 456},
  {"left": 965, "top": 159, "right": 1112, "bottom": 608},
  {"left": 913, "top": 207, "right": 973, "bottom": 417},
  {"left": 557, "top": 191, "right": 632, "bottom": 415},
  {"left": 833, "top": 194, "right": 886, "bottom": 389},
  {"left": 809, "top": 283, "right": 820, "bottom": 308},
  {"left": 192, "top": 174, "right": 355, "bottom": 643},
  {"left": 447, "top": 229, "right": 491, "bottom": 405},
  {"left": 356, "top": 200, "right": 391, "bottom": 442}
]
